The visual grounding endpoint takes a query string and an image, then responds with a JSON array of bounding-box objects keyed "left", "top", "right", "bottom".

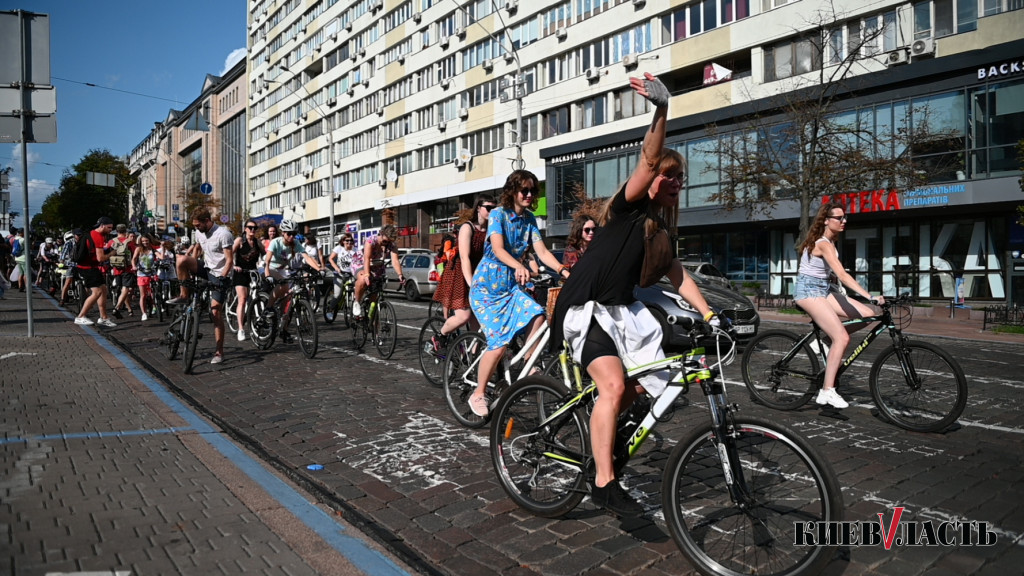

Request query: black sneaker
[
  {"left": 111, "top": 307, "right": 123, "bottom": 319},
  {"left": 590, "top": 479, "right": 643, "bottom": 518}
]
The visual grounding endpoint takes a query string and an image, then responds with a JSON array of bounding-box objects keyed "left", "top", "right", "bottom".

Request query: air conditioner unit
[
  {"left": 910, "top": 38, "right": 935, "bottom": 58},
  {"left": 326, "top": 97, "right": 337, "bottom": 107},
  {"left": 482, "top": 59, "right": 493, "bottom": 71},
  {"left": 328, "top": 32, "right": 337, "bottom": 42},
  {"left": 458, "top": 107, "right": 469, "bottom": 119},
  {"left": 622, "top": 53, "right": 638, "bottom": 68},
  {"left": 377, "top": 106, "right": 385, "bottom": 116},
  {"left": 556, "top": 27, "right": 567, "bottom": 40},
  {"left": 455, "top": 26, "right": 465, "bottom": 38},
  {"left": 346, "top": 87, "right": 355, "bottom": 96},
  {"left": 504, "top": 52, "right": 515, "bottom": 63},
  {"left": 378, "top": 178, "right": 387, "bottom": 188},
  {"left": 438, "top": 121, "right": 447, "bottom": 132},
  {"left": 351, "top": 52, "right": 358, "bottom": 61},
  {"left": 263, "top": 54, "right": 270, "bottom": 63},
  {"left": 440, "top": 36, "right": 449, "bottom": 49},
  {"left": 886, "top": 49, "right": 909, "bottom": 66},
  {"left": 505, "top": 0, "right": 518, "bottom": 12},
  {"left": 585, "top": 67, "right": 600, "bottom": 81},
  {"left": 334, "top": 159, "right": 341, "bottom": 167},
  {"left": 362, "top": 79, "right": 370, "bottom": 88},
  {"left": 632, "top": 0, "right": 646, "bottom": 5},
  {"left": 315, "top": 45, "right": 322, "bottom": 53},
  {"left": 301, "top": 113, "right": 308, "bottom": 121},
  {"left": 440, "top": 78, "right": 451, "bottom": 89},
  {"left": 303, "top": 168, "right": 312, "bottom": 177},
  {"left": 454, "top": 157, "right": 466, "bottom": 168},
  {"left": 412, "top": 12, "right": 422, "bottom": 23},
  {"left": 358, "top": 48, "right": 366, "bottom": 57},
  {"left": 398, "top": 55, "right": 405, "bottom": 64},
  {"left": 345, "top": 21, "right": 353, "bottom": 32}
]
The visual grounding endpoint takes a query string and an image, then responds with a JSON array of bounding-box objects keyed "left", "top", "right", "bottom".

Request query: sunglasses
[
  {"left": 481, "top": 204, "right": 497, "bottom": 210},
  {"left": 827, "top": 215, "right": 848, "bottom": 222},
  {"left": 245, "top": 225, "right": 258, "bottom": 230},
  {"left": 342, "top": 239, "right": 354, "bottom": 243},
  {"left": 283, "top": 231, "right": 295, "bottom": 236},
  {"left": 519, "top": 187, "right": 536, "bottom": 197},
  {"left": 583, "top": 227, "right": 596, "bottom": 234}
]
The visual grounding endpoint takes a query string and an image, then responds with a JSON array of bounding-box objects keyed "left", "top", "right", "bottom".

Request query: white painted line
[
  {"left": 0, "top": 352, "right": 38, "bottom": 360},
  {"left": 859, "top": 492, "right": 1024, "bottom": 547}
]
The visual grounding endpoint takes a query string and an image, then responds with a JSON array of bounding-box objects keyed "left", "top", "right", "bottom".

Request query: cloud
[{"left": 221, "top": 48, "right": 247, "bottom": 76}]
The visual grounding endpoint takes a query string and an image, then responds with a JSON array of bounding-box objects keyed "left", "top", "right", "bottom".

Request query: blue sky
[{"left": 2, "top": 1, "right": 246, "bottom": 228}]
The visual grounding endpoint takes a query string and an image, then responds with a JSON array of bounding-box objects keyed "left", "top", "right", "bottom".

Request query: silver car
[{"left": 384, "top": 248, "right": 439, "bottom": 301}]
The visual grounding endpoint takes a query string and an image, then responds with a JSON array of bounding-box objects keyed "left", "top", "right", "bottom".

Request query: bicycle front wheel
[
  {"left": 490, "top": 375, "right": 589, "bottom": 518},
  {"left": 443, "top": 332, "right": 489, "bottom": 428},
  {"left": 374, "top": 300, "right": 398, "bottom": 359},
  {"left": 741, "top": 331, "right": 820, "bottom": 410},
  {"left": 323, "top": 294, "right": 339, "bottom": 324},
  {"left": 418, "top": 316, "right": 447, "bottom": 386},
  {"left": 224, "top": 290, "right": 240, "bottom": 333},
  {"left": 249, "top": 291, "right": 277, "bottom": 350},
  {"left": 182, "top": 308, "right": 200, "bottom": 374},
  {"left": 165, "top": 317, "right": 181, "bottom": 360},
  {"left": 294, "top": 299, "right": 319, "bottom": 359},
  {"left": 870, "top": 341, "right": 967, "bottom": 433},
  {"left": 663, "top": 416, "right": 843, "bottom": 576}
]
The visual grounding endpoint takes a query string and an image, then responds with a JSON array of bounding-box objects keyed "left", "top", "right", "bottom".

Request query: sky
[{"left": 1, "top": 1, "right": 247, "bottom": 229}]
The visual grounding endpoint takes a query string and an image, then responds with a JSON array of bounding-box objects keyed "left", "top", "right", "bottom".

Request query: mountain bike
[
  {"left": 224, "top": 270, "right": 261, "bottom": 334},
  {"left": 62, "top": 267, "right": 88, "bottom": 314},
  {"left": 741, "top": 293, "right": 968, "bottom": 433},
  {"left": 490, "top": 318, "right": 843, "bottom": 576},
  {"left": 250, "top": 269, "right": 319, "bottom": 359},
  {"left": 322, "top": 271, "right": 355, "bottom": 327},
  {"left": 416, "top": 308, "right": 469, "bottom": 387},
  {"left": 351, "top": 273, "right": 398, "bottom": 359},
  {"left": 162, "top": 277, "right": 211, "bottom": 374}
]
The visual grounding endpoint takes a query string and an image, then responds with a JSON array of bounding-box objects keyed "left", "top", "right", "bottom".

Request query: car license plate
[{"left": 734, "top": 324, "right": 755, "bottom": 334}]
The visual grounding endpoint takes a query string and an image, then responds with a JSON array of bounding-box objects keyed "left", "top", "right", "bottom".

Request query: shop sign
[
  {"left": 977, "top": 59, "right": 1024, "bottom": 80},
  {"left": 823, "top": 184, "right": 966, "bottom": 214}
]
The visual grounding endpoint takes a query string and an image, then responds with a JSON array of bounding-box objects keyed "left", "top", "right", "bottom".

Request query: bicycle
[
  {"left": 62, "top": 267, "right": 88, "bottom": 314},
  {"left": 350, "top": 273, "right": 399, "bottom": 359},
  {"left": 416, "top": 307, "right": 469, "bottom": 387},
  {"left": 224, "top": 270, "right": 261, "bottom": 334},
  {"left": 322, "top": 270, "right": 355, "bottom": 327},
  {"left": 490, "top": 318, "right": 843, "bottom": 576},
  {"left": 162, "top": 277, "right": 211, "bottom": 374},
  {"left": 250, "top": 269, "right": 319, "bottom": 359},
  {"left": 741, "top": 293, "right": 968, "bottom": 433}
]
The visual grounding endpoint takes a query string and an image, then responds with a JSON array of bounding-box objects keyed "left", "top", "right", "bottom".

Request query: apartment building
[
  {"left": 128, "top": 60, "right": 247, "bottom": 236},
  {"left": 246, "top": 0, "right": 1023, "bottom": 302}
]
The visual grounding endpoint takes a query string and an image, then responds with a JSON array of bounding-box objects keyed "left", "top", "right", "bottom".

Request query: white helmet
[
  {"left": 279, "top": 219, "right": 297, "bottom": 233},
  {"left": 63, "top": 231, "right": 74, "bottom": 241},
  {"left": 45, "top": 237, "right": 54, "bottom": 244}
]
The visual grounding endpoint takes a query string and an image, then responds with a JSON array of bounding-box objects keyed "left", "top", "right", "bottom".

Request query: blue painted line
[
  {"left": 83, "top": 325, "right": 410, "bottom": 576},
  {"left": 0, "top": 427, "right": 194, "bottom": 445}
]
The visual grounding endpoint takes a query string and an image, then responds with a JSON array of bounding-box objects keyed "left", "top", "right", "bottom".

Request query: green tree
[{"left": 39, "top": 149, "right": 134, "bottom": 231}]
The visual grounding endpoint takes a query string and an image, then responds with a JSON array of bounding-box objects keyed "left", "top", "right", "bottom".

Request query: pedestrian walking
[{"left": 74, "top": 217, "right": 117, "bottom": 327}]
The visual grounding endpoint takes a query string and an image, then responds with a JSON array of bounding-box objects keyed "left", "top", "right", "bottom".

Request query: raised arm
[{"left": 623, "top": 73, "right": 671, "bottom": 204}]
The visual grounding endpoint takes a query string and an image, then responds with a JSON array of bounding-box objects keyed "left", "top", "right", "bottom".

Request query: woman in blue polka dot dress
[{"left": 468, "top": 169, "right": 569, "bottom": 417}]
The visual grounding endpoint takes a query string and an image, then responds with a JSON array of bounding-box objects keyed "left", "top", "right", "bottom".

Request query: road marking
[
  {"left": 0, "top": 352, "right": 38, "bottom": 360},
  {"left": 858, "top": 492, "right": 1024, "bottom": 547},
  {"left": 321, "top": 344, "right": 423, "bottom": 375},
  {"left": 45, "top": 572, "right": 132, "bottom": 576}
]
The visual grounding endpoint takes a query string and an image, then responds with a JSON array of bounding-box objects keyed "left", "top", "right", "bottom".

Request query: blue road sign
[{"left": 200, "top": 182, "right": 213, "bottom": 195}]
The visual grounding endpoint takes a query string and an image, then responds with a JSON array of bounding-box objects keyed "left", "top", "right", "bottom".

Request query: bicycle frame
[
  {"left": 789, "top": 304, "right": 905, "bottom": 383},
  {"left": 454, "top": 321, "right": 551, "bottom": 389}
]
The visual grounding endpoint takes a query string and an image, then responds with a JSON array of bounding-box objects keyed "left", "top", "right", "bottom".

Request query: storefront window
[{"left": 970, "top": 78, "right": 1024, "bottom": 177}]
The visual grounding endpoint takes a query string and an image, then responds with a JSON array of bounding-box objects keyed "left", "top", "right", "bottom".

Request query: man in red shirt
[{"left": 74, "top": 217, "right": 117, "bottom": 327}]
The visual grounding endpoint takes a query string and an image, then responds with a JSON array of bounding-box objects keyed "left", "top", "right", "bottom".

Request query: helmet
[
  {"left": 45, "top": 237, "right": 54, "bottom": 244},
  {"left": 279, "top": 219, "right": 297, "bottom": 233},
  {"left": 63, "top": 231, "right": 74, "bottom": 241}
]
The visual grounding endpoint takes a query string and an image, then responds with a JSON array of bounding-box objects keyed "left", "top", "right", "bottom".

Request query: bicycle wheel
[
  {"left": 418, "top": 316, "right": 448, "bottom": 386},
  {"left": 443, "top": 332, "right": 490, "bottom": 428},
  {"left": 373, "top": 300, "right": 398, "bottom": 359},
  {"left": 323, "top": 294, "right": 339, "bottom": 324},
  {"left": 663, "top": 416, "right": 843, "bottom": 576},
  {"left": 249, "top": 291, "right": 277, "bottom": 350},
  {"left": 224, "top": 290, "right": 240, "bottom": 333},
  {"left": 490, "top": 375, "right": 589, "bottom": 518},
  {"left": 341, "top": 287, "right": 354, "bottom": 328},
  {"left": 164, "top": 316, "right": 181, "bottom": 360},
  {"left": 869, "top": 341, "right": 967, "bottom": 433},
  {"left": 294, "top": 299, "right": 319, "bottom": 359},
  {"left": 182, "top": 307, "right": 201, "bottom": 374},
  {"left": 428, "top": 299, "right": 444, "bottom": 319},
  {"left": 741, "top": 330, "right": 820, "bottom": 410},
  {"left": 351, "top": 305, "right": 368, "bottom": 350},
  {"left": 154, "top": 287, "right": 165, "bottom": 323}
]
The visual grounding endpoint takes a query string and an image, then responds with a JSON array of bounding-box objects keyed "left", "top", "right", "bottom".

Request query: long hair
[
  {"left": 455, "top": 193, "right": 496, "bottom": 226},
  {"left": 500, "top": 170, "right": 539, "bottom": 211},
  {"left": 599, "top": 148, "right": 684, "bottom": 236},
  {"left": 798, "top": 202, "right": 844, "bottom": 257},
  {"left": 567, "top": 212, "right": 596, "bottom": 251}
]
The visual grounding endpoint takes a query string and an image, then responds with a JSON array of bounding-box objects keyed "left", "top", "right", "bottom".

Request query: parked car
[
  {"left": 384, "top": 248, "right": 439, "bottom": 301},
  {"left": 679, "top": 257, "right": 735, "bottom": 291},
  {"left": 634, "top": 270, "right": 760, "bottom": 344}
]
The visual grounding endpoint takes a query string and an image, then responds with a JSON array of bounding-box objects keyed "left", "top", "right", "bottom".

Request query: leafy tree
[
  {"left": 39, "top": 149, "right": 133, "bottom": 231},
  {"left": 705, "top": 6, "right": 960, "bottom": 242}
]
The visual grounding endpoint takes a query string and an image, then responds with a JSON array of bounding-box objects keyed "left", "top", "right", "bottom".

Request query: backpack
[
  {"left": 440, "top": 230, "right": 459, "bottom": 264},
  {"left": 11, "top": 237, "right": 22, "bottom": 257},
  {"left": 108, "top": 238, "right": 130, "bottom": 268},
  {"left": 73, "top": 231, "right": 95, "bottom": 265}
]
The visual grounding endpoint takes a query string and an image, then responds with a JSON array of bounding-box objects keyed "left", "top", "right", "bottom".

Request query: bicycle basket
[{"left": 545, "top": 286, "right": 561, "bottom": 319}]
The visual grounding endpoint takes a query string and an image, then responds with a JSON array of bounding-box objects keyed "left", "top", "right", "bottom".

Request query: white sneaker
[
  {"left": 237, "top": 329, "right": 246, "bottom": 341},
  {"left": 352, "top": 300, "right": 362, "bottom": 317},
  {"left": 96, "top": 317, "right": 117, "bottom": 328},
  {"left": 74, "top": 317, "right": 94, "bottom": 326},
  {"left": 141, "top": 313, "right": 148, "bottom": 322},
  {"left": 816, "top": 388, "right": 849, "bottom": 409}
]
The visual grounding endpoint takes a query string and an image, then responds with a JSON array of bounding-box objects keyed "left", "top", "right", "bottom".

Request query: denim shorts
[{"left": 793, "top": 275, "right": 831, "bottom": 301}]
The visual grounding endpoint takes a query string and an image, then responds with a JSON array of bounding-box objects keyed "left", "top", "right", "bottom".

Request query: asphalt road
[{"left": 104, "top": 294, "right": 1024, "bottom": 576}]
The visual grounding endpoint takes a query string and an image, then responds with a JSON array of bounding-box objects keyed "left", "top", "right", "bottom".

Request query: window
[
  {"left": 614, "top": 87, "right": 651, "bottom": 120},
  {"left": 764, "top": 36, "right": 822, "bottom": 81},
  {"left": 914, "top": 0, "right": 977, "bottom": 39},
  {"left": 542, "top": 106, "right": 570, "bottom": 138},
  {"left": 970, "top": 78, "right": 1024, "bottom": 177},
  {"left": 827, "top": 10, "right": 898, "bottom": 64},
  {"left": 578, "top": 95, "right": 607, "bottom": 128}
]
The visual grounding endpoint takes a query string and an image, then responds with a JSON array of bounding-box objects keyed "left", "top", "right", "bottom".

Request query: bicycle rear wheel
[
  {"left": 870, "top": 341, "right": 967, "bottom": 433},
  {"left": 443, "top": 332, "right": 489, "bottom": 428},
  {"left": 323, "top": 294, "right": 339, "bottom": 324},
  {"left": 249, "top": 292, "right": 277, "bottom": 350},
  {"left": 490, "top": 375, "right": 589, "bottom": 518},
  {"left": 663, "top": 416, "right": 843, "bottom": 576},
  {"left": 295, "top": 299, "right": 319, "bottom": 359},
  {"left": 374, "top": 300, "right": 398, "bottom": 359},
  {"left": 224, "top": 290, "right": 240, "bottom": 333},
  {"left": 741, "top": 330, "right": 820, "bottom": 410},
  {"left": 182, "top": 308, "right": 200, "bottom": 374},
  {"left": 164, "top": 317, "right": 181, "bottom": 360},
  {"left": 351, "top": 302, "right": 368, "bottom": 350},
  {"left": 418, "top": 316, "right": 447, "bottom": 386}
]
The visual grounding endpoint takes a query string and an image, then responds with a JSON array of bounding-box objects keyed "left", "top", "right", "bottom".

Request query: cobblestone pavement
[{"left": 7, "top": 288, "right": 1024, "bottom": 575}]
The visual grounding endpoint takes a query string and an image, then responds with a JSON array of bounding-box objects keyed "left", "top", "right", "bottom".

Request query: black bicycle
[
  {"left": 741, "top": 293, "right": 968, "bottom": 433},
  {"left": 250, "top": 270, "right": 319, "bottom": 359},
  {"left": 351, "top": 273, "right": 398, "bottom": 359},
  {"left": 163, "top": 277, "right": 211, "bottom": 374},
  {"left": 322, "top": 271, "right": 355, "bottom": 327}
]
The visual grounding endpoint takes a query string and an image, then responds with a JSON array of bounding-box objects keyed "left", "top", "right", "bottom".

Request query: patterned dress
[
  {"left": 433, "top": 222, "right": 486, "bottom": 311},
  {"left": 470, "top": 207, "right": 544, "bottom": 351}
]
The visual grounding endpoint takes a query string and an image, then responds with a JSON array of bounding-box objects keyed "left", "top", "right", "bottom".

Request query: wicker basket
[{"left": 545, "top": 286, "right": 562, "bottom": 319}]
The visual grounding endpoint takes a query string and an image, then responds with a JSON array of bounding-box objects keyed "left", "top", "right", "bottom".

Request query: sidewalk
[{"left": 0, "top": 290, "right": 412, "bottom": 575}]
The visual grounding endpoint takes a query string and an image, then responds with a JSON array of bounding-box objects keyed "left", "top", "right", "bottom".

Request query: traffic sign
[
  {"left": 220, "top": 215, "right": 229, "bottom": 223},
  {"left": 200, "top": 182, "right": 213, "bottom": 195}
]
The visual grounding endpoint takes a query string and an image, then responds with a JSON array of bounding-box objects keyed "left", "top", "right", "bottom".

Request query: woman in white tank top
[{"left": 793, "top": 202, "right": 884, "bottom": 409}]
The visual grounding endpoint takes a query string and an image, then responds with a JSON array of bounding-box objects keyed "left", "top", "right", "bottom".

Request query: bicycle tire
[
  {"left": 295, "top": 299, "right": 319, "bottom": 359},
  {"left": 249, "top": 291, "right": 277, "bottom": 350},
  {"left": 443, "top": 332, "right": 490, "bottom": 428},
  {"left": 225, "top": 290, "right": 240, "bottom": 333},
  {"left": 352, "top": 304, "right": 368, "bottom": 350},
  {"left": 323, "top": 294, "right": 339, "bottom": 324},
  {"left": 154, "top": 289, "right": 165, "bottom": 323},
  {"left": 663, "top": 416, "right": 843, "bottom": 576},
  {"left": 165, "top": 317, "right": 181, "bottom": 360},
  {"left": 741, "top": 330, "right": 820, "bottom": 410},
  {"left": 428, "top": 299, "right": 444, "bottom": 319},
  {"left": 374, "top": 300, "right": 398, "bottom": 359},
  {"left": 490, "top": 375, "right": 589, "bottom": 518},
  {"left": 418, "top": 316, "right": 448, "bottom": 386},
  {"left": 341, "top": 287, "right": 354, "bottom": 328},
  {"left": 869, "top": 341, "right": 967, "bottom": 433},
  {"left": 182, "top": 307, "right": 200, "bottom": 374}
]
